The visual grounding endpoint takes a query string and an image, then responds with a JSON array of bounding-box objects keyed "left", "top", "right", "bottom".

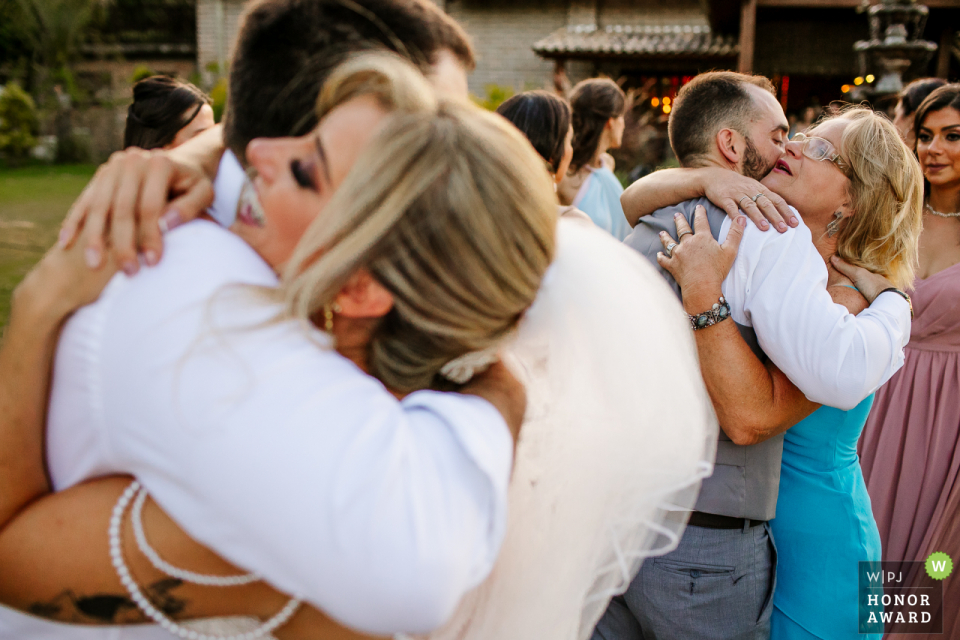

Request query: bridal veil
[{"left": 425, "top": 217, "right": 718, "bottom": 640}]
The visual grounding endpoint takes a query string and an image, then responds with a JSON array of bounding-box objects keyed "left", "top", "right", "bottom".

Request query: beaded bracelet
[
  {"left": 877, "top": 287, "right": 913, "bottom": 318},
  {"left": 689, "top": 296, "right": 731, "bottom": 331}
]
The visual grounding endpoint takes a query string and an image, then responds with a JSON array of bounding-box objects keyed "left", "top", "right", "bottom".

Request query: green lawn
[{"left": 0, "top": 164, "right": 98, "bottom": 328}]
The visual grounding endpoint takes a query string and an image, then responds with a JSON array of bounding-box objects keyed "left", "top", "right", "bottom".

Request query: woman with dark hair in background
[
  {"left": 496, "top": 90, "right": 592, "bottom": 225},
  {"left": 558, "top": 78, "right": 629, "bottom": 239},
  {"left": 892, "top": 77, "right": 947, "bottom": 148},
  {"left": 124, "top": 76, "right": 215, "bottom": 150},
  {"left": 860, "top": 84, "right": 960, "bottom": 638}
]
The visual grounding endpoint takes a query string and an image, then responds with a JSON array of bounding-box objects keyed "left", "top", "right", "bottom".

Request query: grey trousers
[{"left": 591, "top": 522, "right": 777, "bottom": 640}]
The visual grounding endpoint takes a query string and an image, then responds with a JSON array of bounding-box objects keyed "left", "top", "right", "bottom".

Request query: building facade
[{"left": 196, "top": 0, "right": 957, "bottom": 112}]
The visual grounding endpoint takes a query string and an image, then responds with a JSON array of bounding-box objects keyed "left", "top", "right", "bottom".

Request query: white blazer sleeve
[
  {"left": 722, "top": 215, "right": 910, "bottom": 410},
  {"left": 98, "top": 229, "right": 513, "bottom": 635}
]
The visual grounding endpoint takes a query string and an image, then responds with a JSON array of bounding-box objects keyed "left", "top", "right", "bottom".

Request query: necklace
[
  {"left": 926, "top": 203, "right": 960, "bottom": 218},
  {"left": 130, "top": 487, "right": 261, "bottom": 587}
]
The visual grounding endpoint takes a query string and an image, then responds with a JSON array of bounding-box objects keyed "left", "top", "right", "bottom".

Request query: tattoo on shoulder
[{"left": 29, "top": 578, "right": 187, "bottom": 624}]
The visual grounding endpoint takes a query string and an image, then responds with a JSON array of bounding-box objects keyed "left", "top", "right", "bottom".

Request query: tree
[
  {"left": 14, "top": 0, "right": 108, "bottom": 99},
  {"left": 0, "top": 82, "right": 40, "bottom": 163}
]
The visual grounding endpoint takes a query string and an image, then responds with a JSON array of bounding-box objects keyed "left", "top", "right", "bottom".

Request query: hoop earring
[{"left": 827, "top": 210, "right": 843, "bottom": 237}]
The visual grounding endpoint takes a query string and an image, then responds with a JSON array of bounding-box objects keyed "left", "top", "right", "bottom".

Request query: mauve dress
[{"left": 859, "top": 261, "right": 960, "bottom": 572}]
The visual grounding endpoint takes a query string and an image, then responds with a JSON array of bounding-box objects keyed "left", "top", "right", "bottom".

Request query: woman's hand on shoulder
[
  {"left": 830, "top": 256, "right": 896, "bottom": 306},
  {"left": 57, "top": 148, "right": 213, "bottom": 278},
  {"left": 13, "top": 221, "right": 119, "bottom": 326},
  {"left": 698, "top": 167, "right": 796, "bottom": 234},
  {"left": 656, "top": 205, "right": 745, "bottom": 311}
]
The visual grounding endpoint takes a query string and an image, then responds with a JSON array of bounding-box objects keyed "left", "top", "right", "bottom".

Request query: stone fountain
[{"left": 854, "top": 0, "right": 938, "bottom": 96}]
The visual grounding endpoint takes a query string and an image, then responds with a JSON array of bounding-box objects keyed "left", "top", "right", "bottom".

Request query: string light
[
  {"left": 651, "top": 97, "right": 660, "bottom": 107},
  {"left": 854, "top": 77, "right": 864, "bottom": 85},
  {"left": 663, "top": 104, "right": 672, "bottom": 114},
  {"left": 663, "top": 96, "right": 672, "bottom": 105},
  {"left": 842, "top": 85, "right": 851, "bottom": 93},
  {"left": 865, "top": 74, "right": 875, "bottom": 83}
]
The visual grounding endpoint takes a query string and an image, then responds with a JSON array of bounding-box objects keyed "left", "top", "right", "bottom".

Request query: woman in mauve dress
[{"left": 859, "top": 84, "right": 960, "bottom": 637}]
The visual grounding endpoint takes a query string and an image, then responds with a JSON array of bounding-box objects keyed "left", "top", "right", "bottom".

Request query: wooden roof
[{"left": 533, "top": 24, "right": 738, "bottom": 59}]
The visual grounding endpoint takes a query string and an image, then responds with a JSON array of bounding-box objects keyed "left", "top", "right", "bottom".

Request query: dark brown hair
[
  {"left": 667, "top": 71, "right": 775, "bottom": 167},
  {"left": 124, "top": 76, "right": 211, "bottom": 150},
  {"left": 899, "top": 77, "right": 948, "bottom": 118},
  {"left": 568, "top": 78, "right": 625, "bottom": 171},
  {"left": 496, "top": 90, "right": 571, "bottom": 173},
  {"left": 913, "top": 83, "right": 960, "bottom": 145},
  {"left": 223, "top": 0, "right": 475, "bottom": 163},
  {"left": 912, "top": 83, "right": 960, "bottom": 199}
]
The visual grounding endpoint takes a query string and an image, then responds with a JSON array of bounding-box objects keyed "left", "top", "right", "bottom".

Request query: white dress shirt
[
  {"left": 0, "top": 219, "right": 513, "bottom": 638},
  {"left": 715, "top": 211, "right": 910, "bottom": 410}
]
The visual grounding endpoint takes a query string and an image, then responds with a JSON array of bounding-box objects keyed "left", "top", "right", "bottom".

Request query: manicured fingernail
[
  {"left": 58, "top": 228, "right": 70, "bottom": 248},
  {"left": 760, "top": 220, "right": 769, "bottom": 229},
  {"left": 830, "top": 255, "right": 839, "bottom": 263},
  {"left": 85, "top": 247, "right": 101, "bottom": 268},
  {"left": 158, "top": 208, "right": 183, "bottom": 234},
  {"left": 674, "top": 212, "right": 683, "bottom": 219},
  {"left": 122, "top": 261, "right": 137, "bottom": 276},
  {"left": 144, "top": 250, "right": 159, "bottom": 266},
  {"left": 790, "top": 216, "right": 799, "bottom": 226},
  {"left": 738, "top": 216, "right": 747, "bottom": 228},
  {"left": 778, "top": 222, "right": 787, "bottom": 232}
]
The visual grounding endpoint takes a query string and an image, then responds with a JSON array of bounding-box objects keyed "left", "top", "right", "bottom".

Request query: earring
[
  {"left": 827, "top": 210, "right": 843, "bottom": 237},
  {"left": 323, "top": 302, "right": 342, "bottom": 333}
]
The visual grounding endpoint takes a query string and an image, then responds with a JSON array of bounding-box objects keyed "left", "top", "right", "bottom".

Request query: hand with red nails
[{"left": 58, "top": 138, "right": 219, "bottom": 276}]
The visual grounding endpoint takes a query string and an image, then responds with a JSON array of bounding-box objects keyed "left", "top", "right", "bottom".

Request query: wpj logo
[{"left": 859, "top": 556, "right": 947, "bottom": 634}]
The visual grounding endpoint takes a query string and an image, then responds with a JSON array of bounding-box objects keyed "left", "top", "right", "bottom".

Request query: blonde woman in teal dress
[{"left": 654, "top": 106, "right": 924, "bottom": 638}]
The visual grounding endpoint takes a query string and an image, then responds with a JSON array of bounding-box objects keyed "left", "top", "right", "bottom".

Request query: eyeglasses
[{"left": 790, "top": 132, "right": 849, "bottom": 174}]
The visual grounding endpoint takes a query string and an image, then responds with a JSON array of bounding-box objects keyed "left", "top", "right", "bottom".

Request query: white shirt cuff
[
  {"left": 870, "top": 289, "right": 912, "bottom": 346},
  {"left": 207, "top": 150, "right": 245, "bottom": 228}
]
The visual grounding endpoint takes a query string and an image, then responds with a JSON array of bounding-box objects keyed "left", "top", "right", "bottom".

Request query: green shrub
[
  {"left": 0, "top": 83, "right": 39, "bottom": 162},
  {"left": 209, "top": 77, "right": 227, "bottom": 123},
  {"left": 473, "top": 84, "right": 514, "bottom": 111},
  {"left": 130, "top": 65, "right": 156, "bottom": 85}
]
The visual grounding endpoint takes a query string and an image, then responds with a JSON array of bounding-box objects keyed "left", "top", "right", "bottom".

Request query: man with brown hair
[
  {"left": 223, "top": 0, "right": 474, "bottom": 163},
  {"left": 593, "top": 71, "right": 911, "bottom": 639},
  {"left": 666, "top": 71, "right": 782, "bottom": 182}
]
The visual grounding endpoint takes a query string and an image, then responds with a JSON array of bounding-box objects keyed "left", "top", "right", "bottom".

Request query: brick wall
[
  {"left": 191, "top": 0, "right": 653, "bottom": 99},
  {"left": 196, "top": 0, "right": 247, "bottom": 85},
  {"left": 600, "top": 0, "right": 705, "bottom": 27},
  {"left": 442, "top": 0, "right": 570, "bottom": 96}
]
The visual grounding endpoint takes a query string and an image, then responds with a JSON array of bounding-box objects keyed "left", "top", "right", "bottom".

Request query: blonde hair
[
  {"left": 831, "top": 106, "right": 924, "bottom": 290},
  {"left": 281, "top": 53, "right": 557, "bottom": 392}
]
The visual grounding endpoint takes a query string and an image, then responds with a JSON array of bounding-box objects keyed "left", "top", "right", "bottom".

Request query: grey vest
[{"left": 623, "top": 197, "right": 784, "bottom": 521}]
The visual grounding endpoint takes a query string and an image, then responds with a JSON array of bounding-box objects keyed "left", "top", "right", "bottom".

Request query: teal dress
[
  {"left": 572, "top": 167, "right": 631, "bottom": 241},
  {"left": 771, "top": 396, "right": 882, "bottom": 639}
]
